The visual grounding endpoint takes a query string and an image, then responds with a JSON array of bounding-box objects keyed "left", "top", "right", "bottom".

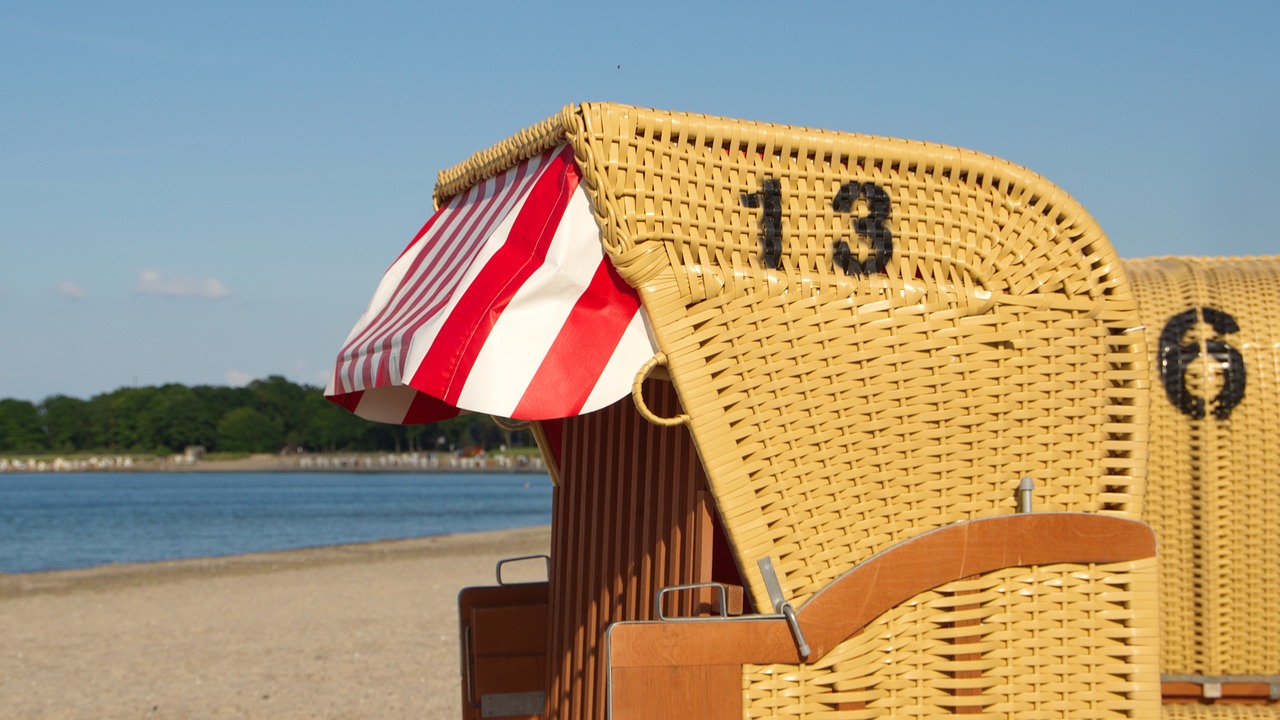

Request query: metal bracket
[{"left": 757, "top": 557, "right": 811, "bottom": 660}]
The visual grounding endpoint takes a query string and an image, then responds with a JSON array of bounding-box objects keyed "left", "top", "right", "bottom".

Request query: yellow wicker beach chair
[
  {"left": 1127, "top": 256, "right": 1280, "bottom": 715},
  {"left": 446, "top": 103, "right": 1160, "bottom": 720},
  {"left": 328, "top": 102, "right": 1164, "bottom": 719}
]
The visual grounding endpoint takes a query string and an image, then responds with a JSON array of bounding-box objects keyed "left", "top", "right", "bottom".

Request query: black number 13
[{"left": 742, "top": 179, "right": 894, "bottom": 275}]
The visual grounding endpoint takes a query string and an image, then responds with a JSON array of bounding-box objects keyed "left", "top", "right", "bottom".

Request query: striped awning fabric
[{"left": 325, "top": 145, "right": 656, "bottom": 424}]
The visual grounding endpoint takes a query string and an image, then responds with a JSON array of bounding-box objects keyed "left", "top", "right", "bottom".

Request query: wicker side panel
[
  {"left": 1126, "top": 256, "right": 1280, "bottom": 677},
  {"left": 743, "top": 558, "right": 1161, "bottom": 719},
  {"left": 543, "top": 380, "right": 716, "bottom": 720},
  {"left": 565, "top": 102, "right": 1148, "bottom": 609}
]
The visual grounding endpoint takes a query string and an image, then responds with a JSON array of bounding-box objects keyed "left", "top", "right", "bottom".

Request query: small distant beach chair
[{"left": 327, "top": 103, "right": 1168, "bottom": 719}]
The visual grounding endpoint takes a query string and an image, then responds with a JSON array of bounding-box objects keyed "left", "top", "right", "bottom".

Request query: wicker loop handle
[{"left": 632, "top": 354, "right": 690, "bottom": 427}]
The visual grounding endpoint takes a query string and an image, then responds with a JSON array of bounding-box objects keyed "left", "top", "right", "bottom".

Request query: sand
[{"left": 0, "top": 526, "right": 552, "bottom": 719}]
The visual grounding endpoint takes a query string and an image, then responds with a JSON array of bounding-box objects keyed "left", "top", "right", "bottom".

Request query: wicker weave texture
[
  {"left": 1126, "top": 256, "right": 1280, "bottom": 677},
  {"left": 432, "top": 110, "right": 569, "bottom": 210},
  {"left": 560, "top": 103, "right": 1148, "bottom": 609},
  {"left": 743, "top": 558, "right": 1161, "bottom": 719}
]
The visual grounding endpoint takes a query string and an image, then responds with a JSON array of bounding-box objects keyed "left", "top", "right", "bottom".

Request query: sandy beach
[{"left": 0, "top": 526, "right": 551, "bottom": 719}]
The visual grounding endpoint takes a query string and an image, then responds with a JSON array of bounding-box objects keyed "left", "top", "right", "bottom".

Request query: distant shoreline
[
  {"left": 0, "top": 451, "right": 548, "bottom": 475},
  {"left": 0, "top": 525, "right": 553, "bottom": 592}
]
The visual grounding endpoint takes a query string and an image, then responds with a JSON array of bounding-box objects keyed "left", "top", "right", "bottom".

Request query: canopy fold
[{"left": 325, "top": 145, "right": 656, "bottom": 424}]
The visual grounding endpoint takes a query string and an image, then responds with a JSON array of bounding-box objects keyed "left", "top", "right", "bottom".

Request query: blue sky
[{"left": 3, "top": 1, "right": 1277, "bottom": 402}]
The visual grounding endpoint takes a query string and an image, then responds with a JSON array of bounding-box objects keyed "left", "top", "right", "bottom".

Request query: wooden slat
[
  {"left": 609, "top": 665, "right": 741, "bottom": 720},
  {"left": 541, "top": 381, "right": 717, "bottom": 720},
  {"left": 471, "top": 604, "right": 548, "bottom": 656}
]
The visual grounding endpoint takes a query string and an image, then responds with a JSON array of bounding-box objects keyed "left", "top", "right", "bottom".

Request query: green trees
[
  {"left": 0, "top": 377, "right": 531, "bottom": 455},
  {"left": 216, "top": 407, "right": 284, "bottom": 452},
  {"left": 0, "top": 399, "right": 45, "bottom": 452},
  {"left": 149, "top": 385, "right": 216, "bottom": 452},
  {"left": 41, "top": 395, "right": 93, "bottom": 451}
]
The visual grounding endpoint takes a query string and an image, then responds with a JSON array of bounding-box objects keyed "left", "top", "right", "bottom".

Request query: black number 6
[{"left": 1158, "top": 307, "right": 1247, "bottom": 420}]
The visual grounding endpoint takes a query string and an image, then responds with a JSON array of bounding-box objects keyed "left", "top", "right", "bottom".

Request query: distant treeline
[{"left": 0, "top": 376, "right": 533, "bottom": 455}]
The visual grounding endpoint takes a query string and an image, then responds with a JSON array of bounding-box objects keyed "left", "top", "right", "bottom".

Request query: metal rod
[
  {"left": 1016, "top": 476, "right": 1035, "bottom": 513},
  {"left": 757, "top": 557, "right": 811, "bottom": 660}
]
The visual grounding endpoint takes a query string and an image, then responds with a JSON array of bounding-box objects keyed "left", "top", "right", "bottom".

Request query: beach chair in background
[
  {"left": 324, "top": 103, "right": 1276, "bottom": 719},
  {"left": 1125, "top": 256, "right": 1280, "bottom": 715}
]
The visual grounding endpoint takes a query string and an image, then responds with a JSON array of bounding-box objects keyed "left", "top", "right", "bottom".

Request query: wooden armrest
[{"left": 607, "top": 514, "right": 1155, "bottom": 720}]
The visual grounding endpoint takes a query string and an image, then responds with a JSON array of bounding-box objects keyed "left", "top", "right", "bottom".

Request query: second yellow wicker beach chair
[{"left": 1128, "top": 256, "right": 1280, "bottom": 716}]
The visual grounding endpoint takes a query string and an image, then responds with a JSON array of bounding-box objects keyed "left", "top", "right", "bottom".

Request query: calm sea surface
[{"left": 0, "top": 472, "right": 553, "bottom": 574}]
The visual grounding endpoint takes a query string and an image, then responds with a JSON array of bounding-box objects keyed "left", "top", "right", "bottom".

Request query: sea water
[{"left": 0, "top": 471, "right": 553, "bottom": 573}]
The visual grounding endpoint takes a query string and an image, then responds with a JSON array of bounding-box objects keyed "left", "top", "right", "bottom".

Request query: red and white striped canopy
[{"left": 325, "top": 145, "right": 656, "bottom": 425}]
